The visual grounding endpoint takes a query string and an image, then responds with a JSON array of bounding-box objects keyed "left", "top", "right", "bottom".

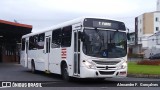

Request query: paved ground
[{"left": 0, "top": 63, "right": 160, "bottom": 90}]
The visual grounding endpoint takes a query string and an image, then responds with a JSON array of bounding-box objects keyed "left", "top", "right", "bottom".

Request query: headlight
[
  {"left": 118, "top": 61, "right": 127, "bottom": 69},
  {"left": 83, "top": 60, "right": 96, "bottom": 69}
]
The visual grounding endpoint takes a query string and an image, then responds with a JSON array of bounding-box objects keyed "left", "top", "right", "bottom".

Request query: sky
[{"left": 0, "top": 0, "right": 157, "bottom": 32}]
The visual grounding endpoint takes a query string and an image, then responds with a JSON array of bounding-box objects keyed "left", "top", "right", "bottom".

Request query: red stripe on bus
[
  {"left": 62, "top": 57, "right": 66, "bottom": 59},
  {"left": 61, "top": 48, "right": 67, "bottom": 59},
  {"left": 62, "top": 48, "right": 66, "bottom": 50},
  {"left": 61, "top": 54, "right": 66, "bottom": 56},
  {"left": 61, "top": 52, "right": 66, "bottom": 54},
  {"left": 61, "top": 51, "right": 67, "bottom": 53}
]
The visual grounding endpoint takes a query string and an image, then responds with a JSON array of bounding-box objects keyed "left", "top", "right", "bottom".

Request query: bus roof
[{"left": 22, "top": 17, "right": 124, "bottom": 38}]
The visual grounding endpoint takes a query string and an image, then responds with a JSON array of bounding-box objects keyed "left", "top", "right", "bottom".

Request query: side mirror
[
  {"left": 127, "top": 28, "right": 130, "bottom": 40},
  {"left": 127, "top": 33, "right": 130, "bottom": 40},
  {"left": 78, "top": 31, "right": 82, "bottom": 39}
]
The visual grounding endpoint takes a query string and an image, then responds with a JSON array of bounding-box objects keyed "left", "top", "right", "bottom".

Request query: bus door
[
  {"left": 45, "top": 36, "right": 51, "bottom": 71},
  {"left": 73, "top": 30, "right": 80, "bottom": 75},
  {"left": 25, "top": 40, "right": 29, "bottom": 67}
]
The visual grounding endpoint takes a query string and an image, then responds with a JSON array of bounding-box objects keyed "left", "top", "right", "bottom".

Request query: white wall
[
  {"left": 148, "top": 35, "right": 157, "bottom": 49},
  {"left": 157, "top": 0, "right": 160, "bottom": 11},
  {"left": 145, "top": 33, "right": 160, "bottom": 58},
  {"left": 154, "top": 12, "right": 160, "bottom": 33},
  {"left": 137, "top": 15, "right": 145, "bottom": 45},
  {"left": 137, "top": 15, "right": 151, "bottom": 48},
  {"left": 141, "top": 34, "right": 152, "bottom": 48},
  {"left": 148, "top": 33, "right": 160, "bottom": 49}
]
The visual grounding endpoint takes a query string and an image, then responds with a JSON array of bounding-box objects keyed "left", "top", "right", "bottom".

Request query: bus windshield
[{"left": 82, "top": 29, "right": 127, "bottom": 58}]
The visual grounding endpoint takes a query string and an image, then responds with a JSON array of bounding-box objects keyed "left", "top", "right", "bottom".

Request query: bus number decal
[{"left": 61, "top": 48, "right": 67, "bottom": 59}]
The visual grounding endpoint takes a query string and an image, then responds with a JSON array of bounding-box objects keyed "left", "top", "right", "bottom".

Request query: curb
[{"left": 128, "top": 74, "right": 160, "bottom": 79}]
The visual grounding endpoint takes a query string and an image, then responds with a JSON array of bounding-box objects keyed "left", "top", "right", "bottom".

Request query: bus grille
[
  {"left": 93, "top": 60, "right": 120, "bottom": 65},
  {"left": 99, "top": 71, "right": 115, "bottom": 75}
]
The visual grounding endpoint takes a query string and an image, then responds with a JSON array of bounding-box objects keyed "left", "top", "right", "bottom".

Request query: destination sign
[
  {"left": 83, "top": 18, "right": 126, "bottom": 31},
  {"left": 93, "top": 21, "right": 119, "bottom": 29}
]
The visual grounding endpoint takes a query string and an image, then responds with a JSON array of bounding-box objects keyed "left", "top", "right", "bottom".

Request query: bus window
[
  {"left": 61, "top": 26, "right": 72, "bottom": 47},
  {"left": 29, "top": 34, "right": 45, "bottom": 50},
  {"left": 38, "top": 33, "right": 45, "bottom": 49},
  {"left": 29, "top": 35, "right": 38, "bottom": 50},
  {"left": 52, "top": 29, "right": 61, "bottom": 48},
  {"left": 22, "top": 38, "right": 25, "bottom": 51}
]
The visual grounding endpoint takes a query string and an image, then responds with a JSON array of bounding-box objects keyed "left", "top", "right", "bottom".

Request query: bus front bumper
[{"left": 80, "top": 66, "right": 127, "bottom": 78}]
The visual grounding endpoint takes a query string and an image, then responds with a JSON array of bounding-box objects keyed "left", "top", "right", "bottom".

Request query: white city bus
[{"left": 20, "top": 17, "right": 128, "bottom": 81}]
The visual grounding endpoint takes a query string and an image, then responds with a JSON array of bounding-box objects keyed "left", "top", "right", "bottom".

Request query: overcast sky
[{"left": 0, "top": 0, "right": 157, "bottom": 32}]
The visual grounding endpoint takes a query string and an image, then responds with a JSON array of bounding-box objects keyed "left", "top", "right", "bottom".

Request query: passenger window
[
  {"left": 22, "top": 38, "right": 25, "bottom": 51},
  {"left": 61, "top": 26, "right": 72, "bottom": 47},
  {"left": 38, "top": 33, "right": 45, "bottom": 49},
  {"left": 29, "top": 35, "right": 38, "bottom": 50},
  {"left": 52, "top": 29, "right": 61, "bottom": 48},
  {"left": 29, "top": 33, "right": 45, "bottom": 50}
]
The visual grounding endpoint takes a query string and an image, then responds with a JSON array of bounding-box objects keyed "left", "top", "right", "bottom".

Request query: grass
[{"left": 128, "top": 62, "right": 160, "bottom": 75}]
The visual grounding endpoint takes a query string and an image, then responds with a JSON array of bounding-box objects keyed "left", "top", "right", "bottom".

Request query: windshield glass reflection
[{"left": 83, "top": 29, "right": 127, "bottom": 58}]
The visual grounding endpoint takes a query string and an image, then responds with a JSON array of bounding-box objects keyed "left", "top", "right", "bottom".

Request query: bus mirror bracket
[
  {"left": 78, "top": 31, "right": 85, "bottom": 42},
  {"left": 127, "top": 28, "right": 130, "bottom": 40}
]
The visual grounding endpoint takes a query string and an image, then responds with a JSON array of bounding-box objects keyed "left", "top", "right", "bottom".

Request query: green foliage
[
  {"left": 137, "top": 60, "right": 160, "bottom": 65},
  {"left": 128, "top": 62, "right": 160, "bottom": 75}
]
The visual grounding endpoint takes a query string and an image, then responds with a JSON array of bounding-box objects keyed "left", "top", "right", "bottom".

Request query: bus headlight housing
[
  {"left": 119, "top": 61, "right": 127, "bottom": 69},
  {"left": 83, "top": 60, "right": 96, "bottom": 69}
]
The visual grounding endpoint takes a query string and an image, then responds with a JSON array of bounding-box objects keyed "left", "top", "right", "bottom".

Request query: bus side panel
[
  {"left": 66, "top": 47, "right": 74, "bottom": 76},
  {"left": 24, "top": 37, "right": 29, "bottom": 68},
  {"left": 48, "top": 26, "right": 75, "bottom": 75},
  {"left": 49, "top": 47, "right": 74, "bottom": 75},
  {"left": 66, "top": 30, "right": 75, "bottom": 76},
  {"left": 20, "top": 51, "right": 25, "bottom": 67},
  {"left": 49, "top": 48, "right": 62, "bottom": 74},
  {"left": 27, "top": 50, "right": 45, "bottom": 71}
]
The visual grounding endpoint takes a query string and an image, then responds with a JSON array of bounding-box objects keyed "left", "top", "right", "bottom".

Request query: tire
[
  {"left": 62, "top": 63, "right": 71, "bottom": 81},
  {"left": 31, "top": 60, "right": 36, "bottom": 73}
]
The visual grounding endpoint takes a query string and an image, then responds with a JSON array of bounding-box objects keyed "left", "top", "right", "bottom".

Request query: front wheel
[{"left": 62, "top": 64, "right": 71, "bottom": 81}]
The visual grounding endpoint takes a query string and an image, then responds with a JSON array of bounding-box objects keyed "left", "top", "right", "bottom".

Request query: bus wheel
[
  {"left": 31, "top": 60, "right": 36, "bottom": 73},
  {"left": 62, "top": 64, "right": 71, "bottom": 81}
]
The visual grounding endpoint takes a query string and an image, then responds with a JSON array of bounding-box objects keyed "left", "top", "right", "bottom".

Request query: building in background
[
  {"left": 128, "top": 32, "right": 142, "bottom": 55},
  {"left": 0, "top": 19, "right": 32, "bottom": 63},
  {"left": 144, "top": 32, "right": 160, "bottom": 58},
  {"left": 131, "top": 0, "right": 160, "bottom": 58},
  {"left": 157, "top": 0, "right": 160, "bottom": 11},
  {"left": 135, "top": 11, "right": 160, "bottom": 50}
]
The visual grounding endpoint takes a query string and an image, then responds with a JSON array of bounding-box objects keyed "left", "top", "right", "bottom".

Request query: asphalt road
[{"left": 0, "top": 63, "right": 160, "bottom": 90}]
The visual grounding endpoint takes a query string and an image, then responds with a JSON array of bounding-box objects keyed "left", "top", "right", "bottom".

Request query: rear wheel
[
  {"left": 31, "top": 60, "right": 36, "bottom": 73},
  {"left": 62, "top": 63, "right": 71, "bottom": 81}
]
